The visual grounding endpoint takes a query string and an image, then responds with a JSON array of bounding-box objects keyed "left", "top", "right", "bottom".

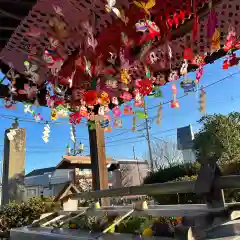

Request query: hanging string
[{"left": 42, "top": 122, "right": 50, "bottom": 143}]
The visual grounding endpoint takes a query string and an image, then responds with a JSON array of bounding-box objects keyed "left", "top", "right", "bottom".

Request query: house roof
[
  {"left": 54, "top": 182, "right": 80, "bottom": 202},
  {"left": 25, "top": 167, "right": 55, "bottom": 177},
  {"left": 56, "top": 155, "right": 114, "bottom": 169}
]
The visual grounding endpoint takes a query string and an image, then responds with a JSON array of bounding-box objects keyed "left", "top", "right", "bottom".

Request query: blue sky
[{"left": 0, "top": 51, "right": 240, "bottom": 173}]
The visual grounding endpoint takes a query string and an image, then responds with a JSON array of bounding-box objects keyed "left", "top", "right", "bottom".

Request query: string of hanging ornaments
[
  {"left": 66, "top": 124, "right": 84, "bottom": 156},
  {"left": 0, "top": 0, "right": 239, "bottom": 143}
]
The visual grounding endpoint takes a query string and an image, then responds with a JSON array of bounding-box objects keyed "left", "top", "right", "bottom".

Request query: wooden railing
[
  {"left": 9, "top": 174, "right": 240, "bottom": 239},
  {"left": 70, "top": 175, "right": 240, "bottom": 200}
]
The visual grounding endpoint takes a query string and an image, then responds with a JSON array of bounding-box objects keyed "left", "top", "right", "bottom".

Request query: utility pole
[
  {"left": 143, "top": 99, "right": 154, "bottom": 172},
  {"left": 133, "top": 146, "right": 136, "bottom": 160}
]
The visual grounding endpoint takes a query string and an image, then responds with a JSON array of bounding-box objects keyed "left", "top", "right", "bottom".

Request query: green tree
[{"left": 193, "top": 112, "right": 240, "bottom": 165}]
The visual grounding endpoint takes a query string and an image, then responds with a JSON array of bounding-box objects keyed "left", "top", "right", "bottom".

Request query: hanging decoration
[
  {"left": 24, "top": 61, "right": 40, "bottom": 84},
  {"left": 211, "top": 29, "right": 220, "bottom": 53},
  {"left": 132, "top": 116, "right": 137, "bottom": 132},
  {"left": 105, "top": 0, "right": 128, "bottom": 24},
  {"left": 123, "top": 105, "right": 134, "bottom": 115},
  {"left": 4, "top": 98, "right": 16, "bottom": 110},
  {"left": 24, "top": 103, "right": 44, "bottom": 122},
  {"left": 196, "top": 66, "right": 204, "bottom": 83},
  {"left": 6, "top": 69, "right": 20, "bottom": 84},
  {"left": 223, "top": 27, "right": 240, "bottom": 52},
  {"left": 18, "top": 83, "right": 38, "bottom": 100},
  {"left": 180, "top": 79, "right": 196, "bottom": 94},
  {"left": 104, "top": 125, "right": 112, "bottom": 132},
  {"left": 56, "top": 105, "right": 69, "bottom": 118},
  {"left": 69, "top": 112, "right": 82, "bottom": 125},
  {"left": 88, "top": 120, "right": 96, "bottom": 130},
  {"left": 171, "top": 84, "right": 179, "bottom": 108},
  {"left": 70, "top": 124, "right": 76, "bottom": 142},
  {"left": 100, "top": 118, "right": 110, "bottom": 128},
  {"left": 199, "top": 88, "right": 206, "bottom": 114},
  {"left": 42, "top": 123, "right": 50, "bottom": 143},
  {"left": 133, "top": 0, "right": 156, "bottom": 16},
  {"left": 135, "top": 110, "right": 148, "bottom": 119},
  {"left": 207, "top": 1, "right": 218, "bottom": 39},
  {"left": 2, "top": 0, "right": 240, "bottom": 134},
  {"left": 149, "top": 86, "right": 162, "bottom": 98},
  {"left": 51, "top": 108, "right": 58, "bottom": 120},
  {"left": 7, "top": 129, "right": 17, "bottom": 141},
  {"left": 156, "top": 103, "right": 162, "bottom": 125},
  {"left": 114, "top": 118, "right": 122, "bottom": 128},
  {"left": 180, "top": 60, "right": 188, "bottom": 76},
  {"left": 222, "top": 53, "right": 239, "bottom": 70},
  {"left": 112, "top": 106, "right": 121, "bottom": 118}
]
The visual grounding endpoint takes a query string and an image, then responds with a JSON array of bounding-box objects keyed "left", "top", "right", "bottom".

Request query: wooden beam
[
  {"left": 0, "top": 8, "right": 22, "bottom": 21},
  {"left": 171, "top": 0, "right": 223, "bottom": 41},
  {"left": 88, "top": 121, "right": 109, "bottom": 206},
  {"left": 71, "top": 175, "right": 240, "bottom": 200},
  {"left": 0, "top": 26, "right": 15, "bottom": 30},
  {"left": 0, "top": 0, "right": 36, "bottom": 6}
]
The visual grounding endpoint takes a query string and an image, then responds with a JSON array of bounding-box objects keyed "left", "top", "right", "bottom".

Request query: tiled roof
[
  {"left": 25, "top": 167, "right": 55, "bottom": 177},
  {"left": 56, "top": 155, "right": 114, "bottom": 169}
]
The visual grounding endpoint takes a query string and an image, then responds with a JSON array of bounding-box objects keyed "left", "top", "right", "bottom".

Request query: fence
[{"left": 9, "top": 174, "right": 240, "bottom": 240}]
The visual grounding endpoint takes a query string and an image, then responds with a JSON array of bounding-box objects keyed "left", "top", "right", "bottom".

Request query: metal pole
[
  {"left": 72, "top": 124, "right": 77, "bottom": 155},
  {"left": 143, "top": 99, "right": 154, "bottom": 172}
]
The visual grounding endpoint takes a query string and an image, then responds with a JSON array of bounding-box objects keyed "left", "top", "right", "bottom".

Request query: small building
[
  {"left": 24, "top": 167, "right": 55, "bottom": 199},
  {"left": 54, "top": 182, "right": 80, "bottom": 211},
  {"left": 23, "top": 156, "right": 149, "bottom": 199}
]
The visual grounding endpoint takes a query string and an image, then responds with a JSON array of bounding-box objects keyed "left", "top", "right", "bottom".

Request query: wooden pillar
[
  {"left": 88, "top": 121, "right": 109, "bottom": 206},
  {"left": 2, "top": 128, "right": 26, "bottom": 205}
]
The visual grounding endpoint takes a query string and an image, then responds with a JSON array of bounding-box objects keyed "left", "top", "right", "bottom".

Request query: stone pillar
[{"left": 2, "top": 128, "right": 26, "bottom": 205}]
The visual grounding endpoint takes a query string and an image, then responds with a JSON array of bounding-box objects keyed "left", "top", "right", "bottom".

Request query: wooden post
[
  {"left": 2, "top": 128, "right": 26, "bottom": 205},
  {"left": 88, "top": 121, "right": 109, "bottom": 206},
  {"left": 195, "top": 163, "right": 225, "bottom": 208}
]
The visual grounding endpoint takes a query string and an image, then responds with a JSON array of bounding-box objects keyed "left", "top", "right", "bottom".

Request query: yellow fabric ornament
[
  {"left": 120, "top": 69, "right": 131, "bottom": 85},
  {"left": 142, "top": 228, "right": 153, "bottom": 237},
  {"left": 133, "top": 0, "right": 156, "bottom": 16},
  {"left": 211, "top": 29, "right": 220, "bottom": 53},
  {"left": 51, "top": 109, "right": 57, "bottom": 121}
]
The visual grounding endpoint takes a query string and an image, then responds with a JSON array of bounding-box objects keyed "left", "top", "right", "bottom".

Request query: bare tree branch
[
  {"left": 144, "top": 141, "right": 183, "bottom": 171},
  {"left": 120, "top": 164, "right": 133, "bottom": 187}
]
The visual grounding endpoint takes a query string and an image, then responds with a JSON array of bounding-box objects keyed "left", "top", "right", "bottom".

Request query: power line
[
  {"left": 148, "top": 70, "right": 240, "bottom": 111},
  {"left": 0, "top": 69, "right": 238, "bottom": 146},
  {"left": 104, "top": 70, "right": 240, "bottom": 140}
]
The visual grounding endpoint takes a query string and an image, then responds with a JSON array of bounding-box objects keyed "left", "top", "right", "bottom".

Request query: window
[{"left": 27, "top": 188, "right": 37, "bottom": 197}]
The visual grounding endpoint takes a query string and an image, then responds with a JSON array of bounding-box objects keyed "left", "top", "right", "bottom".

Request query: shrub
[
  {"left": 0, "top": 197, "right": 58, "bottom": 232},
  {"left": 143, "top": 163, "right": 201, "bottom": 204},
  {"left": 144, "top": 162, "right": 200, "bottom": 185}
]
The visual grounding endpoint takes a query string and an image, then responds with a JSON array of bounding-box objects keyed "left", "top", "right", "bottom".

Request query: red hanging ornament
[
  {"left": 80, "top": 106, "right": 88, "bottom": 118},
  {"left": 228, "top": 53, "right": 238, "bottom": 67},
  {"left": 84, "top": 90, "right": 97, "bottom": 106},
  {"left": 123, "top": 105, "right": 134, "bottom": 115},
  {"left": 139, "top": 20, "right": 160, "bottom": 45},
  {"left": 120, "top": 91, "right": 132, "bottom": 101},
  {"left": 171, "top": 100, "right": 180, "bottom": 108},
  {"left": 222, "top": 60, "right": 229, "bottom": 70},
  {"left": 184, "top": 48, "right": 194, "bottom": 61},
  {"left": 69, "top": 112, "right": 82, "bottom": 125},
  {"left": 135, "top": 79, "right": 153, "bottom": 95}
]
